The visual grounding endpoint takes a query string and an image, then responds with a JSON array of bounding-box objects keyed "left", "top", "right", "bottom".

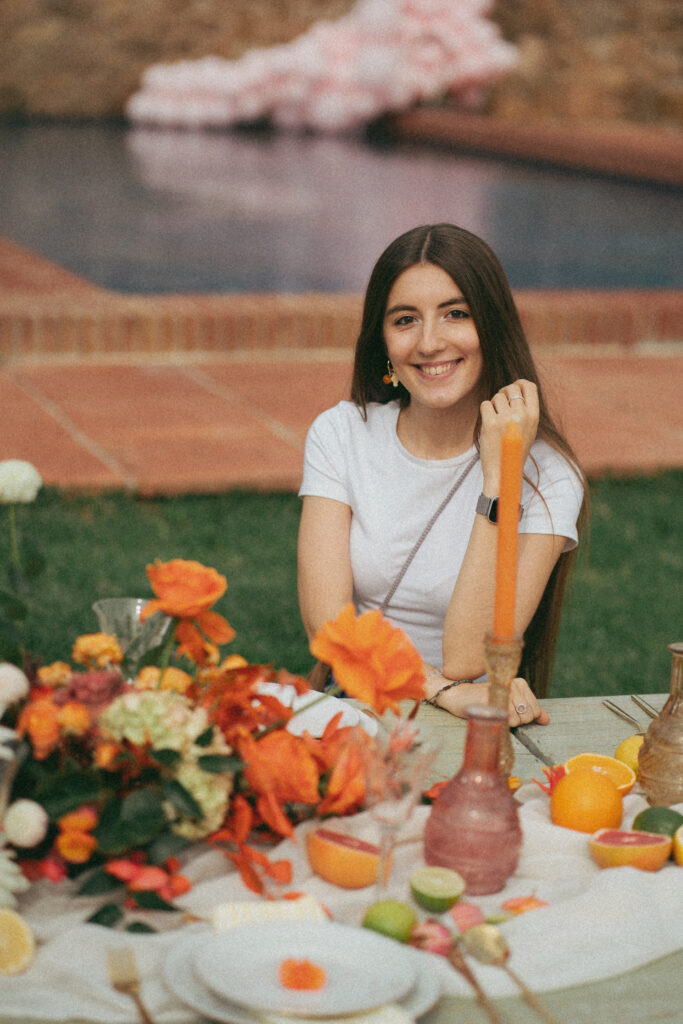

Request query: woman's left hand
[
  {"left": 508, "top": 676, "right": 550, "bottom": 726},
  {"left": 479, "top": 379, "right": 539, "bottom": 493}
]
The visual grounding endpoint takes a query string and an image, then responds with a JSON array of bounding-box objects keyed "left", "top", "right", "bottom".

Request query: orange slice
[
  {"left": 564, "top": 753, "right": 636, "bottom": 795},
  {"left": 0, "top": 909, "right": 35, "bottom": 975},
  {"left": 589, "top": 828, "right": 672, "bottom": 871},
  {"left": 306, "top": 828, "right": 383, "bottom": 888}
]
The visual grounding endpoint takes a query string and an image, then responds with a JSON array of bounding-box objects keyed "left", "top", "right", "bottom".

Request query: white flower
[
  {"left": 0, "top": 841, "right": 31, "bottom": 908},
  {"left": 3, "top": 799, "right": 49, "bottom": 848},
  {"left": 0, "top": 664, "right": 30, "bottom": 720},
  {"left": 0, "top": 460, "right": 42, "bottom": 504}
]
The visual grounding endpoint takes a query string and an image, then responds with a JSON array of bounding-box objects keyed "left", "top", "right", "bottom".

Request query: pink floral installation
[{"left": 126, "top": 0, "right": 517, "bottom": 133}]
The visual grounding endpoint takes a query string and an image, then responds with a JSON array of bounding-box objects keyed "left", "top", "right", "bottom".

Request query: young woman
[{"left": 298, "top": 224, "right": 586, "bottom": 724}]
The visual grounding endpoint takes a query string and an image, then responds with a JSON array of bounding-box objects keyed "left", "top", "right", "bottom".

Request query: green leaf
[
  {"left": 162, "top": 779, "right": 202, "bottom": 819},
  {"left": 119, "top": 789, "right": 167, "bottom": 846},
  {"left": 197, "top": 754, "right": 242, "bottom": 774},
  {"left": 132, "top": 890, "right": 178, "bottom": 912},
  {"left": 94, "top": 789, "right": 167, "bottom": 854},
  {"left": 38, "top": 771, "right": 103, "bottom": 820},
  {"left": 147, "top": 831, "right": 191, "bottom": 865},
  {"left": 126, "top": 921, "right": 157, "bottom": 934},
  {"left": 152, "top": 748, "right": 182, "bottom": 770},
  {"left": 77, "top": 869, "right": 124, "bottom": 896},
  {"left": 87, "top": 903, "right": 123, "bottom": 927},
  {"left": 194, "top": 727, "right": 214, "bottom": 748}
]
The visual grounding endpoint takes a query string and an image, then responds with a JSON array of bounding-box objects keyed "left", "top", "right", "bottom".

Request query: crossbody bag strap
[{"left": 379, "top": 452, "right": 480, "bottom": 615}]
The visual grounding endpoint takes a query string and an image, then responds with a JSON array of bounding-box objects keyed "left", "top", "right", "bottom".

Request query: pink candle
[{"left": 493, "top": 421, "right": 523, "bottom": 639}]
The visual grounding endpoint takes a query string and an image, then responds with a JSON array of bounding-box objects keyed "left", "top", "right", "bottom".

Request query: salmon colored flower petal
[
  {"left": 310, "top": 604, "right": 425, "bottom": 714},
  {"left": 196, "top": 609, "right": 236, "bottom": 645}
]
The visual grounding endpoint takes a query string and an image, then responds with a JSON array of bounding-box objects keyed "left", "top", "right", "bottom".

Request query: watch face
[{"left": 476, "top": 494, "right": 498, "bottom": 523}]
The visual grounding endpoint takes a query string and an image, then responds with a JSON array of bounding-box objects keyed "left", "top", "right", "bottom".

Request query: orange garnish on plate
[{"left": 279, "top": 958, "right": 327, "bottom": 990}]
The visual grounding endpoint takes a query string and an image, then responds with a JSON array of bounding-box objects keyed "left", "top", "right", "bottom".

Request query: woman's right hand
[{"left": 479, "top": 379, "right": 539, "bottom": 493}]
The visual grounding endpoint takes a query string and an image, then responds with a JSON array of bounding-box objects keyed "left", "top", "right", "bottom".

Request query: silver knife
[{"left": 511, "top": 726, "right": 558, "bottom": 768}]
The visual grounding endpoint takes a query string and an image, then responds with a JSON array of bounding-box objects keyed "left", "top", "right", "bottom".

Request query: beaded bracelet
[{"left": 422, "top": 677, "right": 474, "bottom": 707}]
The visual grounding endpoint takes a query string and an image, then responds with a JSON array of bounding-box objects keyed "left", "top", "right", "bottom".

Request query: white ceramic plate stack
[
  {"left": 163, "top": 921, "right": 441, "bottom": 1023},
  {"left": 255, "top": 683, "right": 378, "bottom": 737}
]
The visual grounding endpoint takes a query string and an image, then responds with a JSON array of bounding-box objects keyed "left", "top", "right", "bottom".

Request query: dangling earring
[{"left": 383, "top": 360, "right": 399, "bottom": 387}]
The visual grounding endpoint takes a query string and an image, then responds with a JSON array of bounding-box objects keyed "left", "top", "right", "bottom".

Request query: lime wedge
[{"left": 409, "top": 866, "right": 465, "bottom": 912}]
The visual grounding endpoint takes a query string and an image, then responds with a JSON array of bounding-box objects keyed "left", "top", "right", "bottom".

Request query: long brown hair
[{"left": 351, "top": 224, "right": 587, "bottom": 697}]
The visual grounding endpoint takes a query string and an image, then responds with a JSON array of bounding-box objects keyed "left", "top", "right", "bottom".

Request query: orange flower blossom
[
  {"left": 310, "top": 603, "right": 426, "bottom": 714},
  {"left": 17, "top": 697, "right": 60, "bottom": 760},
  {"left": 141, "top": 559, "right": 235, "bottom": 666},
  {"left": 72, "top": 633, "right": 124, "bottom": 669}
]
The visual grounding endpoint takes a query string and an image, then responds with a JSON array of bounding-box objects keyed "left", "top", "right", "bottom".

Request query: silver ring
[
  {"left": 515, "top": 703, "right": 527, "bottom": 714},
  {"left": 510, "top": 396, "right": 525, "bottom": 403}
]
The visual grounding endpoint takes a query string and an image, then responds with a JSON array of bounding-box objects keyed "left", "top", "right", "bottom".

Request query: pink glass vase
[{"left": 423, "top": 705, "right": 522, "bottom": 895}]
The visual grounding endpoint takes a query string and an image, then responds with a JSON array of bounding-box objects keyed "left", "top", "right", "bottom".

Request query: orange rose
[
  {"left": 17, "top": 698, "right": 60, "bottom": 760},
  {"left": 142, "top": 559, "right": 228, "bottom": 620},
  {"left": 310, "top": 604, "right": 426, "bottom": 715}
]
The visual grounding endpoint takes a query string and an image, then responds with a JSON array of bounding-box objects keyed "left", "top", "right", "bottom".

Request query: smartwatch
[
  {"left": 476, "top": 494, "right": 524, "bottom": 524},
  {"left": 476, "top": 493, "right": 499, "bottom": 524}
]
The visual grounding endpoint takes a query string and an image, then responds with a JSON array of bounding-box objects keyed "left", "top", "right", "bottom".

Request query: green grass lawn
[{"left": 4, "top": 470, "right": 681, "bottom": 699}]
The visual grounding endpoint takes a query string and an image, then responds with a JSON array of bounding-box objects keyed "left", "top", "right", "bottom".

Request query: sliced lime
[
  {"left": 362, "top": 899, "right": 417, "bottom": 943},
  {"left": 409, "top": 866, "right": 466, "bottom": 912}
]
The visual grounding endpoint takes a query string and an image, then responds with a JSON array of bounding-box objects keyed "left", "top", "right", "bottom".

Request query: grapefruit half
[
  {"left": 306, "top": 828, "right": 383, "bottom": 888},
  {"left": 588, "top": 828, "right": 672, "bottom": 871}
]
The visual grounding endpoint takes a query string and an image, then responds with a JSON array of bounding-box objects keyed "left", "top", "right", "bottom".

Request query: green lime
[
  {"left": 361, "top": 899, "right": 417, "bottom": 943},
  {"left": 409, "top": 866, "right": 466, "bottom": 912},
  {"left": 632, "top": 805, "right": 683, "bottom": 839}
]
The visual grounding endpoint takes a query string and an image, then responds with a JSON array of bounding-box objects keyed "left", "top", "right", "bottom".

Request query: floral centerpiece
[{"left": 0, "top": 543, "right": 426, "bottom": 928}]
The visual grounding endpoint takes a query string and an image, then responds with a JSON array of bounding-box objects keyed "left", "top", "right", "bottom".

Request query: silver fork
[
  {"left": 106, "top": 946, "right": 155, "bottom": 1024},
  {"left": 631, "top": 695, "right": 659, "bottom": 719},
  {"left": 602, "top": 699, "right": 643, "bottom": 733}
]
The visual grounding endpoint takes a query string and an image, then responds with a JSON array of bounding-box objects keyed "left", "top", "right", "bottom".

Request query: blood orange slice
[
  {"left": 306, "top": 828, "right": 383, "bottom": 888},
  {"left": 588, "top": 828, "right": 672, "bottom": 871}
]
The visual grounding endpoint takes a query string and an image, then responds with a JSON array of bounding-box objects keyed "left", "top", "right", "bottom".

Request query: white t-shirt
[{"left": 299, "top": 401, "right": 583, "bottom": 669}]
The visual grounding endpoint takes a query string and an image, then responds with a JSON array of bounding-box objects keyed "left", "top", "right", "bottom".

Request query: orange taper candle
[{"left": 493, "top": 420, "right": 524, "bottom": 639}]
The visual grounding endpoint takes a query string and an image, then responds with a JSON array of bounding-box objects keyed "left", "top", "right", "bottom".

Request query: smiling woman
[{"left": 297, "top": 223, "right": 587, "bottom": 724}]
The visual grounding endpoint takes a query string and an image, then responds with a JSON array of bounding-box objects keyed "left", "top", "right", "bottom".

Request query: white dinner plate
[
  {"left": 191, "top": 921, "right": 417, "bottom": 1017},
  {"left": 163, "top": 928, "right": 441, "bottom": 1023},
  {"left": 256, "top": 683, "right": 378, "bottom": 737}
]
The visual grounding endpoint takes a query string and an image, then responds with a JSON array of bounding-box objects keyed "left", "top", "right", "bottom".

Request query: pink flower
[
  {"left": 410, "top": 919, "right": 454, "bottom": 956},
  {"left": 53, "top": 669, "right": 125, "bottom": 718}
]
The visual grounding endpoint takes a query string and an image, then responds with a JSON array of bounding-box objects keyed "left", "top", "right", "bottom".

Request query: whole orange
[{"left": 550, "top": 767, "right": 623, "bottom": 833}]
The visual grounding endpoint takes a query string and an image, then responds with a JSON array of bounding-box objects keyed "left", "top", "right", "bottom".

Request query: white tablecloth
[{"left": 1, "top": 788, "right": 682, "bottom": 1022}]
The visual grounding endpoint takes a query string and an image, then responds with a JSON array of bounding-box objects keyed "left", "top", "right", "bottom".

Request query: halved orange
[
  {"left": 306, "top": 828, "right": 383, "bottom": 888},
  {"left": 0, "top": 909, "right": 35, "bottom": 975},
  {"left": 589, "top": 828, "right": 672, "bottom": 871},
  {"left": 550, "top": 768, "right": 623, "bottom": 833},
  {"left": 564, "top": 753, "right": 636, "bottom": 795}
]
